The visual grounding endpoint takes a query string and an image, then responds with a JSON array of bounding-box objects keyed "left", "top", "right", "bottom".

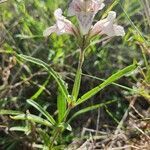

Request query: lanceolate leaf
[
  {"left": 68, "top": 100, "right": 116, "bottom": 122},
  {"left": 17, "top": 54, "right": 70, "bottom": 102},
  {"left": 9, "top": 126, "right": 29, "bottom": 132},
  {"left": 76, "top": 63, "right": 137, "bottom": 105},
  {"left": 11, "top": 114, "right": 53, "bottom": 127},
  {"left": 0, "top": 110, "right": 23, "bottom": 115},
  {"left": 27, "top": 99, "right": 56, "bottom": 125},
  {"left": 57, "top": 88, "right": 67, "bottom": 123},
  {"left": 71, "top": 68, "right": 82, "bottom": 101}
]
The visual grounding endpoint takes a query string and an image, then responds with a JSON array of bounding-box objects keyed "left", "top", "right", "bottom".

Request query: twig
[
  {"left": 108, "top": 96, "right": 137, "bottom": 149},
  {"left": 132, "top": 124, "right": 150, "bottom": 140},
  {"left": 131, "top": 105, "right": 145, "bottom": 118},
  {"left": 96, "top": 108, "right": 100, "bottom": 136},
  {"left": 111, "top": 145, "right": 140, "bottom": 150}
]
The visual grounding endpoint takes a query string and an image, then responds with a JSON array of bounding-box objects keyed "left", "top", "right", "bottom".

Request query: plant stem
[
  {"left": 49, "top": 127, "right": 61, "bottom": 150},
  {"left": 49, "top": 36, "right": 87, "bottom": 149},
  {"left": 72, "top": 37, "right": 86, "bottom": 101}
]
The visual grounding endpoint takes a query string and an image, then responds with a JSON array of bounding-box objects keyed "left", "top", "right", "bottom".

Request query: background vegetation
[{"left": 0, "top": 0, "right": 149, "bottom": 149}]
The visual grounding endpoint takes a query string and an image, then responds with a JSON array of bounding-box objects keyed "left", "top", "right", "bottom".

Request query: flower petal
[
  {"left": 54, "top": 8, "right": 63, "bottom": 19},
  {"left": 90, "top": 0, "right": 105, "bottom": 14},
  {"left": 68, "top": 0, "right": 105, "bottom": 35},
  {"left": 77, "top": 11, "right": 95, "bottom": 35},
  {"left": 90, "top": 11, "right": 125, "bottom": 37},
  {"left": 113, "top": 24, "right": 125, "bottom": 36},
  {"left": 43, "top": 25, "right": 57, "bottom": 37},
  {"left": 68, "top": 0, "right": 105, "bottom": 16},
  {"left": 106, "top": 11, "right": 116, "bottom": 21},
  {"left": 68, "top": 0, "right": 82, "bottom": 16},
  {"left": 43, "top": 8, "right": 78, "bottom": 36}
]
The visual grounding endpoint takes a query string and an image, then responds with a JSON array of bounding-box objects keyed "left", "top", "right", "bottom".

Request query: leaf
[
  {"left": 82, "top": 73, "right": 135, "bottom": 92},
  {"left": 0, "top": 110, "right": 23, "bottom": 115},
  {"left": 58, "top": 122, "right": 72, "bottom": 131},
  {"left": 27, "top": 99, "right": 56, "bottom": 125},
  {"left": 31, "top": 76, "right": 50, "bottom": 100},
  {"left": 9, "top": 126, "right": 32, "bottom": 135},
  {"left": 72, "top": 68, "right": 82, "bottom": 101},
  {"left": 71, "top": 51, "right": 85, "bottom": 101},
  {"left": 11, "top": 114, "right": 52, "bottom": 127},
  {"left": 17, "top": 54, "right": 70, "bottom": 102},
  {"left": 105, "top": 105, "right": 119, "bottom": 124},
  {"left": 9, "top": 126, "right": 29, "bottom": 133},
  {"left": 68, "top": 100, "right": 117, "bottom": 122},
  {"left": 57, "top": 88, "right": 67, "bottom": 123},
  {"left": 76, "top": 63, "right": 137, "bottom": 105}
]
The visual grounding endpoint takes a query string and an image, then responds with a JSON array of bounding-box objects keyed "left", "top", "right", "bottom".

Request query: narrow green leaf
[
  {"left": 105, "top": 106, "right": 119, "bottom": 124},
  {"left": 82, "top": 73, "right": 136, "bottom": 92},
  {"left": 17, "top": 54, "right": 70, "bottom": 102},
  {"left": 9, "top": 126, "right": 29, "bottom": 132},
  {"left": 11, "top": 114, "right": 52, "bottom": 127},
  {"left": 57, "top": 88, "right": 67, "bottom": 123},
  {"left": 72, "top": 68, "right": 82, "bottom": 101},
  {"left": 76, "top": 63, "right": 137, "bottom": 105},
  {"left": 31, "top": 76, "right": 50, "bottom": 100},
  {"left": 71, "top": 50, "right": 85, "bottom": 101},
  {"left": 69, "top": 100, "right": 116, "bottom": 122},
  {"left": 0, "top": 110, "right": 23, "bottom": 115},
  {"left": 27, "top": 99, "right": 56, "bottom": 125}
]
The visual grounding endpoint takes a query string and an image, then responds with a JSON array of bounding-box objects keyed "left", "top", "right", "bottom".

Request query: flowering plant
[
  {"left": 3, "top": 0, "right": 137, "bottom": 149},
  {"left": 43, "top": 0, "right": 125, "bottom": 102}
]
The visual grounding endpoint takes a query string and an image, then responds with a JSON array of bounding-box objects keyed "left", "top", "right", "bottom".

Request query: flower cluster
[{"left": 43, "top": 0, "right": 125, "bottom": 39}]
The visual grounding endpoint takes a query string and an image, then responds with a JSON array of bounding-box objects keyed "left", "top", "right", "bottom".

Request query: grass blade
[
  {"left": 69, "top": 100, "right": 117, "bottom": 122},
  {"left": 31, "top": 76, "right": 50, "bottom": 100},
  {"left": 102, "top": 0, "right": 120, "bottom": 19}
]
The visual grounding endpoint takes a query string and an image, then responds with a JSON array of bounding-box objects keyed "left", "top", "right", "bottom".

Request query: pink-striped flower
[
  {"left": 43, "top": 8, "right": 78, "bottom": 37},
  {"left": 68, "top": 0, "right": 105, "bottom": 35},
  {"left": 90, "top": 11, "right": 125, "bottom": 37},
  {"left": 44, "top": 1, "right": 125, "bottom": 40}
]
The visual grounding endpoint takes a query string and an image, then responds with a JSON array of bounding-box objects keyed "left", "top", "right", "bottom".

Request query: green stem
[
  {"left": 49, "top": 37, "right": 87, "bottom": 149},
  {"left": 49, "top": 107, "right": 71, "bottom": 149},
  {"left": 72, "top": 49, "right": 85, "bottom": 101},
  {"left": 49, "top": 127, "right": 61, "bottom": 150}
]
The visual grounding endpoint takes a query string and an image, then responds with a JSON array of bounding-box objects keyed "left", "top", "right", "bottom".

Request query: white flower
[
  {"left": 44, "top": 3, "right": 125, "bottom": 41},
  {"left": 68, "top": 0, "right": 105, "bottom": 35},
  {"left": 90, "top": 11, "right": 125, "bottom": 37},
  {"left": 43, "top": 8, "right": 77, "bottom": 36}
]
